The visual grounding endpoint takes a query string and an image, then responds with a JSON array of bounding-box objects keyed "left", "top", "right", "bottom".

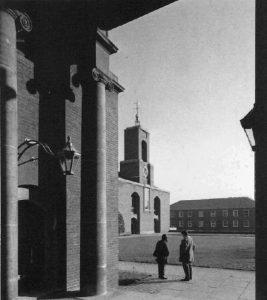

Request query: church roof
[{"left": 171, "top": 197, "right": 255, "bottom": 210}]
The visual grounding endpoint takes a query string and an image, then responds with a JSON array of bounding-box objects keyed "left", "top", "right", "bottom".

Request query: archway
[
  {"left": 154, "top": 197, "right": 161, "bottom": 233},
  {"left": 131, "top": 217, "right": 139, "bottom": 234},
  {"left": 18, "top": 187, "right": 45, "bottom": 292},
  {"left": 131, "top": 193, "right": 140, "bottom": 234}
]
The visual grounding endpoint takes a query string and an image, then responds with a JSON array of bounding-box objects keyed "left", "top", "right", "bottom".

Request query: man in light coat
[{"left": 179, "top": 230, "right": 195, "bottom": 281}]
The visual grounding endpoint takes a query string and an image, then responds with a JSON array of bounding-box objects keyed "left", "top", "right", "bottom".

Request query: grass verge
[{"left": 119, "top": 233, "right": 255, "bottom": 271}]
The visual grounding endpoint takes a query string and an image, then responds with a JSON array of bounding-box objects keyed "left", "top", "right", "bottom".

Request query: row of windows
[
  {"left": 177, "top": 209, "right": 250, "bottom": 218},
  {"left": 175, "top": 220, "right": 250, "bottom": 228}
]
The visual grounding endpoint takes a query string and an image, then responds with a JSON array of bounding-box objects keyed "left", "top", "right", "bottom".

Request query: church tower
[{"left": 119, "top": 108, "right": 154, "bottom": 185}]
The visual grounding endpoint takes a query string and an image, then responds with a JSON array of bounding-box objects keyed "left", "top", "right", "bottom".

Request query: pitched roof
[{"left": 171, "top": 197, "right": 255, "bottom": 210}]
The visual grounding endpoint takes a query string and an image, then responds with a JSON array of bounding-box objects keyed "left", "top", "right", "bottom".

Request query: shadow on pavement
[
  {"left": 37, "top": 290, "right": 81, "bottom": 299},
  {"left": 120, "top": 278, "right": 181, "bottom": 286}
]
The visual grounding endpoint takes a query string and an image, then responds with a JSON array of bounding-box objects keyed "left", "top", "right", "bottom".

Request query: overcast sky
[{"left": 110, "top": 0, "right": 255, "bottom": 204}]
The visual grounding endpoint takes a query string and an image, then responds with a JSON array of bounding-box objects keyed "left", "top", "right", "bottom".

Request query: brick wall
[
  {"left": 119, "top": 178, "right": 170, "bottom": 234},
  {"left": 17, "top": 51, "right": 39, "bottom": 186},
  {"left": 120, "top": 160, "right": 140, "bottom": 182},
  {"left": 150, "top": 189, "right": 170, "bottom": 233},
  {"left": 65, "top": 65, "right": 82, "bottom": 290},
  {"left": 16, "top": 33, "right": 121, "bottom": 293},
  {"left": 124, "top": 128, "right": 139, "bottom": 160}
]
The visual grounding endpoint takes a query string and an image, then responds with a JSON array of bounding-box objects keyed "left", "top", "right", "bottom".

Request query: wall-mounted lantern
[
  {"left": 240, "top": 107, "right": 256, "bottom": 151},
  {"left": 57, "top": 136, "right": 80, "bottom": 175},
  {"left": 18, "top": 136, "right": 80, "bottom": 175}
]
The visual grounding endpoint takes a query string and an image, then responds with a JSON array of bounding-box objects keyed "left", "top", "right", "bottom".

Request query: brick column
[{"left": 0, "top": 9, "right": 18, "bottom": 300}]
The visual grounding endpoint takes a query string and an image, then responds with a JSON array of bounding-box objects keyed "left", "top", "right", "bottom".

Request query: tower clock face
[{"left": 143, "top": 165, "right": 149, "bottom": 177}]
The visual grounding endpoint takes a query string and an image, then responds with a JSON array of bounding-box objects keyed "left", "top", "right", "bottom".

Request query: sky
[{"left": 109, "top": 0, "right": 255, "bottom": 204}]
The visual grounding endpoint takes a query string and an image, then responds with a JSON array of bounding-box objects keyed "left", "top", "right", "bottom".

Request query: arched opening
[
  {"left": 131, "top": 192, "right": 140, "bottom": 215},
  {"left": 141, "top": 140, "right": 147, "bottom": 162},
  {"left": 154, "top": 197, "right": 161, "bottom": 233},
  {"left": 154, "top": 219, "right": 160, "bottom": 233},
  {"left": 131, "top": 217, "right": 139, "bottom": 234},
  {"left": 131, "top": 193, "right": 140, "bottom": 234}
]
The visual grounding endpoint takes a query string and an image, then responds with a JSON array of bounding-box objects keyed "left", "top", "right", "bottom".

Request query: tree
[{"left": 118, "top": 212, "right": 125, "bottom": 234}]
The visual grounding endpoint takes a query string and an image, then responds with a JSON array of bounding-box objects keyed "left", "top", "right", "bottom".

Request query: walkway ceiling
[{"left": 97, "top": 0, "right": 178, "bottom": 30}]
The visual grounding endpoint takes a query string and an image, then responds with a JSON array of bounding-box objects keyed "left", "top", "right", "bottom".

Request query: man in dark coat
[
  {"left": 153, "top": 234, "right": 169, "bottom": 279},
  {"left": 179, "top": 230, "right": 195, "bottom": 281}
]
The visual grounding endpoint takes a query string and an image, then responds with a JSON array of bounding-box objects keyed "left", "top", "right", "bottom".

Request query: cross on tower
[{"left": 134, "top": 101, "right": 141, "bottom": 125}]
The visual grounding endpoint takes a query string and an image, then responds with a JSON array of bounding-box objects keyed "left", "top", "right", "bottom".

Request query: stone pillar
[
  {"left": 80, "top": 68, "right": 113, "bottom": 296},
  {"left": 0, "top": 9, "right": 18, "bottom": 300},
  {"left": 92, "top": 68, "right": 107, "bottom": 295}
]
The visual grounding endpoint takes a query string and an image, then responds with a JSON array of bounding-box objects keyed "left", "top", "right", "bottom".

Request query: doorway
[{"left": 18, "top": 188, "right": 45, "bottom": 292}]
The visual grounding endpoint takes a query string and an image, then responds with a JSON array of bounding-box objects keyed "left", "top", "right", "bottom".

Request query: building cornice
[
  {"left": 118, "top": 177, "right": 170, "bottom": 193},
  {"left": 97, "top": 28, "right": 118, "bottom": 54},
  {"left": 125, "top": 125, "right": 149, "bottom": 134},
  {"left": 92, "top": 67, "right": 125, "bottom": 93},
  {"left": 120, "top": 159, "right": 140, "bottom": 164}
]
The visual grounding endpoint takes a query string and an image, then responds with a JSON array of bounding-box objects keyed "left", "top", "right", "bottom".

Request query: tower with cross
[
  {"left": 119, "top": 104, "right": 154, "bottom": 185},
  {"left": 118, "top": 110, "right": 170, "bottom": 236}
]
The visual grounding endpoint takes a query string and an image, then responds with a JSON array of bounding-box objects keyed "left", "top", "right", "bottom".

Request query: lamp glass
[
  {"left": 244, "top": 128, "right": 256, "bottom": 151},
  {"left": 57, "top": 137, "right": 80, "bottom": 175}
]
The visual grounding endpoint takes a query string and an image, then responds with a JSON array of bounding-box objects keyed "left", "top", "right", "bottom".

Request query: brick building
[
  {"left": 15, "top": 28, "right": 124, "bottom": 295},
  {"left": 170, "top": 197, "right": 255, "bottom": 233},
  {"left": 0, "top": 2, "right": 177, "bottom": 299},
  {"left": 119, "top": 123, "right": 170, "bottom": 234}
]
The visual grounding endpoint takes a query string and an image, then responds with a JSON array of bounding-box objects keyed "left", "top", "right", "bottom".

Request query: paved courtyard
[
  {"left": 116, "top": 262, "right": 255, "bottom": 300},
  {"left": 20, "top": 261, "right": 254, "bottom": 300}
]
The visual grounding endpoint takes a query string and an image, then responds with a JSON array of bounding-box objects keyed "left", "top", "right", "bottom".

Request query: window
[
  {"left": 188, "top": 220, "right": 192, "bottom": 227},
  {"left": 198, "top": 211, "right": 204, "bottom": 218},
  {"left": 210, "top": 220, "right": 216, "bottom": 228},
  {"left": 187, "top": 211, "right": 192, "bottom": 218},
  {"left": 170, "top": 217, "right": 176, "bottom": 227},
  {"left": 178, "top": 211, "right": 184, "bottom": 218},
  {"left": 210, "top": 210, "right": 216, "bottom": 217},
  {"left": 131, "top": 193, "right": 140, "bottom": 214},
  {"left": 144, "top": 188, "right": 150, "bottom": 211},
  {"left": 142, "top": 140, "right": 147, "bottom": 162},
  {"left": 154, "top": 197, "right": 160, "bottom": 216},
  {"left": 222, "top": 210, "right": 228, "bottom": 217},
  {"left": 243, "top": 220, "right": 250, "bottom": 227},
  {"left": 178, "top": 220, "right": 184, "bottom": 227},
  {"left": 233, "top": 220, "right": 239, "bottom": 227},
  {"left": 233, "top": 210, "right": 239, "bottom": 217},
  {"left": 223, "top": 220, "right": 228, "bottom": 227},
  {"left": 198, "top": 220, "right": 204, "bottom": 227},
  {"left": 243, "top": 209, "right": 249, "bottom": 217}
]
